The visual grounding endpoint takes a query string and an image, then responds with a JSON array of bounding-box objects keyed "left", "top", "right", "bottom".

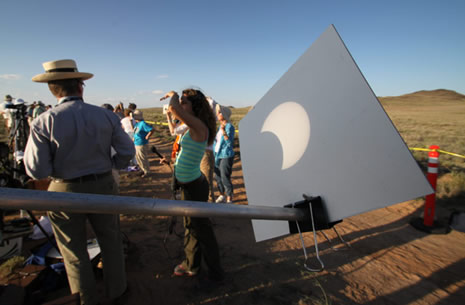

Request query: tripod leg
[{"left": 26, "top": 210, "right": 60, "bottom": 252}]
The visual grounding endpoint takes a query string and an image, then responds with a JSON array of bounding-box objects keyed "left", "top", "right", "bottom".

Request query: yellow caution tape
[
  {"left": 409, "top": 147, "right": 465, "bottom": 159},
  {"left": 145, "top": 121, "right": 168, "bottom": 126},
  {"left": 438, "top": 150, "right": 465, "bottom": 159},
  {"left": 145, "top": 120, "right": 239, "bottom": 133},
  {"left": 409, "top": 148, "right": 432, "bottom": 153}
]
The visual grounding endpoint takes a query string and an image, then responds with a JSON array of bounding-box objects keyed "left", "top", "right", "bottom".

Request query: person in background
[
  {"left": 121, "top": 108, "right": 135, "bottom": 140},
  {"left": 114, "top": 102, "right": 124, "bottom": 119},
  {"left": 200, "top": 96, "right": 218, "bottom": 202},
  {"left": 128, "top": 102, "right": 137, "bottom": 112},
  {"left": 26, "top": 101, "right": 36, "bottom": 125},
  {"left": 163, "top": 89, "right": 224, "bottom": 282},
  {"left": 0, "top": 95, "right": 13, "bottom": 133},
  {"left": 165, "top": 104, "right": 187, "bottom": 161},
  {"left": 213, "top": 105, "right": 235, "bottom": 203},
  {"left": 24, "top": 59, "right": 135, "bottom": 305},
  {"left": 101, "top": 103, "right": 114, "bottom": 111},
  {"left": 133, "top": 109, "right": 154, "bottom": 178},
  {"left": 163, "top": 104, "right": 187, "bottom": 201},
  {"left": 100, "top": 103, "right": 123, "bottom": 190},
  {"left": 32, "top": 100, "right": 46, "bottom": 120},
  {"left": 121, "top": 108, "right": 137, "bottom": 167}
]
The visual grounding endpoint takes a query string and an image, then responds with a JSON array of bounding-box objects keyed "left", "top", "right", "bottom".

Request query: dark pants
[
  {"left": 214, "top": 157, "right": 234, "bottom": 197},
  {"left": 180, "top": 175, "right": 223, "bottom": 280}
]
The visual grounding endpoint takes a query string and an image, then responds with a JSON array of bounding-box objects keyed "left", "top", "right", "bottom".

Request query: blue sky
[{"left": 1, "top": 0, "right": 464, "bottom": 109}]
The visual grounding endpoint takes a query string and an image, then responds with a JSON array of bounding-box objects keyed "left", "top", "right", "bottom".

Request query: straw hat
[{"left": 32, "top": 59, "right": 93, "bottom": 83}]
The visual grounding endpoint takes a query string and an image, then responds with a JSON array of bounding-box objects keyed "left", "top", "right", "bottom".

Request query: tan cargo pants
[{"left": 48, "top": 174, "right": 126, "bottom": 305}]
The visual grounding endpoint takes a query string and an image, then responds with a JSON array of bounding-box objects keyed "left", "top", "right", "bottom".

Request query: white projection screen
[{"left": 239, "top": 25, "right": 433, "bottom": 242}]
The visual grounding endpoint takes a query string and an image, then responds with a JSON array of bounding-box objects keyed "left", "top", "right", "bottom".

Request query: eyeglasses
[{"left": 79, "top": 81, "right": 86, "bottom": 87}]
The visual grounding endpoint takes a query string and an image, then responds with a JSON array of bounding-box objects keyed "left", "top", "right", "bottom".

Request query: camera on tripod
[{"left": 5, "top": 103, "right": 27, "bottom": 110}]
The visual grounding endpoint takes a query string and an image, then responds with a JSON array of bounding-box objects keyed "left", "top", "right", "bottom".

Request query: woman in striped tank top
[{"left": 164, "top": 89, "right": 224, "bottom": 282}]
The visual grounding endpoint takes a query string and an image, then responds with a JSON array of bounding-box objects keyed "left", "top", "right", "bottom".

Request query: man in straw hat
[{"left": 24, "top": 59, "right": 135, "bottom": 304}]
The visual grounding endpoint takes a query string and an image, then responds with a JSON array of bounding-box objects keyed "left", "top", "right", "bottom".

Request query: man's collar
[{"left": 57, "top": 96, "right": 83, "bottom": 105}]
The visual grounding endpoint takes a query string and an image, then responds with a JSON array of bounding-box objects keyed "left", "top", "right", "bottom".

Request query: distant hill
[
  {"left": 140, "top": 89, "right": 465, "bottom": 111},
  {"left": 379, "top": 89, "right": 465, "bottom": 104}
]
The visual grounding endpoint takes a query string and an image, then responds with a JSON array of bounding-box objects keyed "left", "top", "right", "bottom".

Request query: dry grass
[
  {"left": 380, "top": 89, "right": 465, "bottom": 211},
  {"left": 380, "top": 90, "right": 465, "bottom": 170}
]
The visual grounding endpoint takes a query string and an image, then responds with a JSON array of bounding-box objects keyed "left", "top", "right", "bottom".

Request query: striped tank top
[{"left": 175, "top": 130, "right": 207, "bottom": 183}]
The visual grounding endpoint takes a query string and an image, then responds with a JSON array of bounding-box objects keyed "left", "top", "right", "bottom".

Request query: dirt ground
[
  {"left": 11, "top": 137, "right": 465, "bottom": 304},
  {"left": 109, "top": 138, "right": 465, "bottom": 305}
]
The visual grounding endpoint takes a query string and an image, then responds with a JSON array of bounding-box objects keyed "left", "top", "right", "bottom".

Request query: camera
[{"left": 5, "top": 103, "right": 27, "bottom": 110}]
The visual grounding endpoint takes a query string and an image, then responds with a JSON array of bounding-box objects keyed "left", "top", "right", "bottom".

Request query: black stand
[
  {"left": 285, "top": 195, "right": 349, "bottom": 272},
  {"left": 409, "top": 217, "right": 450, "bottom": 234},
  {"left": 285, "top": 195, "right": 343, "bottom": 233}
]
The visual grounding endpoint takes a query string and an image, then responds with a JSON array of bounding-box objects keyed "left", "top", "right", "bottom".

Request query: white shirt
[
  {"left": 121, "top": 116, "right": 135, "bottom": 133},
  {"left": 0, "top": 101, "right": 13, "bottom": 124}
]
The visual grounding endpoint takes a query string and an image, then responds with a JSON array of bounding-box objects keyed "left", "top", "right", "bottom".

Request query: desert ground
[{"left": 73, "top": 137, "right": 464, "bottom": 305}]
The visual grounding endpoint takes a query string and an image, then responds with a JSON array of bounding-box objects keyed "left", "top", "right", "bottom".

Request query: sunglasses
[{"left": 182, "top": 89, "right": 200, "bottom": 97}]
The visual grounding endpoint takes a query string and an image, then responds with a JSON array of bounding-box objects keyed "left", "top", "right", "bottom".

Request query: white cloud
[
  {"left": 103, "top": 97, "right": 120, "bottom": 103},
  {"left": 0, "top": 74, "right": 20, "bottom": 80},
  {"left": 156, "top": 74, "right": 169, "bottom": 79},
  {"left": 136, "top": 90, "right": 150, "bottom": 96},
  {"left": 152, "top": 90, "right": 164, "bottom": 95}
]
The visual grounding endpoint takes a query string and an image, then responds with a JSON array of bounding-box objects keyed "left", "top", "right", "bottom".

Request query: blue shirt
[
  {"left": 133, "top": 120, "right": 153, "bottom": 146},
  {"left": 213, "top": 123, "right": 235, "bottom": 164}
]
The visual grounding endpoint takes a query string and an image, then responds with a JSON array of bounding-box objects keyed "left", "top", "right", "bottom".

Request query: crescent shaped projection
[{"left": 261, "top": 101, "right": 310, "bottom": 170}]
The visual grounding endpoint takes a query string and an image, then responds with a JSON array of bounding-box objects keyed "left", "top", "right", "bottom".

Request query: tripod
[{"left": 7, "top": 105, "right": 29, "bottom": 181}]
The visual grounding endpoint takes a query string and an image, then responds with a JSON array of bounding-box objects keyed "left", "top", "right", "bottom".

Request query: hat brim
[
  {"left": 32, "top": 72, "right": 93, "bottom": 83},
  {"left": 219, "top": 105, "right": 232, "bottom": 121}
]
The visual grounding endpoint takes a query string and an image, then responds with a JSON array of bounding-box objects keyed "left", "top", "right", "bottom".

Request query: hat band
[{"left": 46, "top": 68, "right": 78, "bottom": 73}]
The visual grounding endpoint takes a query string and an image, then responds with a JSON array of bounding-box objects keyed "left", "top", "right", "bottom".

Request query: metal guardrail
[{"left": 0, "top": 187, "right": 307, "bottom": 221}]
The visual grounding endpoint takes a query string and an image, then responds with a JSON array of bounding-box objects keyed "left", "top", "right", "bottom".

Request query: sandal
[{"left": 173, "top": 264, "right": 197, "bottom": 277}]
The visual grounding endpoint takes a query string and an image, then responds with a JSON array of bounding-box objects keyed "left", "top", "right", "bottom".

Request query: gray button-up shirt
[{"left": 24, "top": 97, "right": 135, "bottom": 180}]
